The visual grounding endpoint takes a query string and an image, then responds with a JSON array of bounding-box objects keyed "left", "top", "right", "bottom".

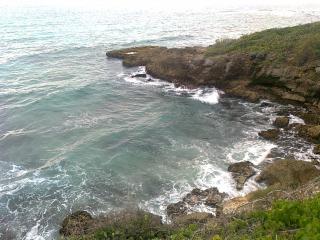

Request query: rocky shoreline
[{"left": 60, "top": 22, "right": 320, "bottom": 239}]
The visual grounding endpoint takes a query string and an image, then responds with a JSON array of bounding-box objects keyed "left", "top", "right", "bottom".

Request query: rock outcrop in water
[
  {"left": 107, "top": 22, "right": 320, "bottom": 111},
  {"left": 227, "top": 161, "right": 256, "bottom": 190},
  {"left": 255, "top": 159, "right": 320, "bottom": 188},
  {"left": 60, "top": 159, "right": 320, "bottom": 239},
  {"left": 273, "top": 116, "right": 290, "bottom": 128},
  {"left": 166, "top": 187, "right": 227, "bottom": 219},
  {"left": 258, "top": 129, "right": 280, "bottom": 141}
]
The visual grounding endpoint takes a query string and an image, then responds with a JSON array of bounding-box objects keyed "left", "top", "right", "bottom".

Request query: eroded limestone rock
[
  {"left": 228, "top": 161, "right": 256, "bottom": 190},
  {"left": 258, "top": 129, "right": 280, "bottom": 141},
  {"left": 273, "top": 116, "right": 289, "bottom": 128}
]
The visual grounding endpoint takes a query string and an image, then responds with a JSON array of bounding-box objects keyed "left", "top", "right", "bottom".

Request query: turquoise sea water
[{"left": 1, "top": 5, "right": 320, "bottom": 239}]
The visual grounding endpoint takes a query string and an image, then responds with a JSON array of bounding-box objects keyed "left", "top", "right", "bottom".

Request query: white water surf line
[{"left": 122, "top": 66, "right": 223, "bottom": 105}]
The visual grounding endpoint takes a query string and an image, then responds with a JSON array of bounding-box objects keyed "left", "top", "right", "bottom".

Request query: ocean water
[{"left": 1, "top": 5, "right": 320, "bottom": 239}]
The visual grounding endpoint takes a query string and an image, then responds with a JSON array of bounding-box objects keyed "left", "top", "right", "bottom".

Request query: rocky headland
[{"left": 60, "top": 22, "right": 320, "bottom": 239}]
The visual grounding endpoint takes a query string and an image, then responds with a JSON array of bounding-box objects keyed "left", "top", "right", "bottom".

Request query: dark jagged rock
[
  {"left": 60, "top": 210, "right": 93, "bottom": 236},
  {"left": 228, "top": 161, "right": 256, "bottom": 190},
  {"left": 258, "top": 129, "right": 280, "bottom": 141},
  {"left": 166, "top": 201, "right": 188, "bottom": 218},
  {"left": 255, "top": 159, "right": 320, "bottom": 189},
  {"left": 273, "top": 116, "right": 290, "bottom": 128},
  {"left": 166, "top": 187, "right": 227, "bottom": 219},
  {"left": 131, "top": 73, "right": 147, "bottom": 78},
  {"left": 260, "top": 101, "right": 274, "bottom": 107}
]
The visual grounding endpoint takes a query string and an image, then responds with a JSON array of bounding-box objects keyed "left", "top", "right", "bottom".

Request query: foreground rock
[
  {"left": 60, "top": 210, "right": 162, "bottom": 238},
  {"left": 166, "top": 187, "right": 227, "bottom": 219},
  {"left": 228, "top": 161, "right": 256, "bottom": 190},
  {"left": 60, "top": 211, "right": 93, "bottom": 236},
  {"left": 173, "top": 212, "right": 213, "bottom": 225},
  {"left": 223, "top": 159, "right": 320, "bottom": 215},
  {"left": 258, "top": 129, "right": 280, "bottom": 141},
  {"left": 59, "top": 159, "right": 320, "bottom": 239},
  {"left": 255, "top": 159, "right": 320, "bottom": 188},
  {"left": 273, "top": 116, "right": 289, "bottom": 128}
]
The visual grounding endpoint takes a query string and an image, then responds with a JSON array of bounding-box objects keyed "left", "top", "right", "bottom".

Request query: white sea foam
[
  {"left": 143, "top": 139, "right": 273, "bottom": 219},
  {"left": 289, "top": 114, "right": 305, "bottom": 124},
  {"left": 8, "top": 164, "right": 28, "bottom": 178},
  {"left": 0, "top": 128, "right": 30, "bottom": 141},
  {"left": 123, "top": 67, "right": 222, "bottom": 105},
  {"left": 195, "top": 163, "right": 236, "bottom": 195},
  {"left": 24, "top": 221, "right": 45, "bottom": 240},
  {"left": 227, "top": 140, "right": 276, "bottom": 165},
  {"left": 191, "top": 88, "right": 221, "bottom": 104},
  {"left": 188, "top": 203, "right": 215, "bottom": 215}
]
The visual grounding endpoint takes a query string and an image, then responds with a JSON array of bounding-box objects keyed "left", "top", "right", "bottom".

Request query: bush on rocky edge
[
  {"left": 206, "top": 22, "right": 320, "bottom": 66},
  {"left": 217, "top": 194, "right": 320, "bottom": 240},
  {"left": 61, "top": 194, "right": 320, "bottom": 240}
]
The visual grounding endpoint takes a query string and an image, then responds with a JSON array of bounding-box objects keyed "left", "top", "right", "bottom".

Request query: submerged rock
[
  {"left": 256, "top": 159, "right": 320, "bottom": 189},
  {"left": 228, "top": 161, "right": 256, "bottom": 190},
  {"left": 273, "top": 116, "right": 289, "bottom": 128},
  {"left": 166, "top": 187, "right": 227, "bottom": 219},
  {"left": 258, "top": 129, "right": 280, "bottom": 141}
]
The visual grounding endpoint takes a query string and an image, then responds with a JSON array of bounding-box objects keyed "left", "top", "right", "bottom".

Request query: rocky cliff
[{"left": 107, "top": 22, "right": 320, "bottom": 110}]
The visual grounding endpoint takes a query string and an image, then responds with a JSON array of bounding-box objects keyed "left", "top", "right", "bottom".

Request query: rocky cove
[{"left": 60, "top": 22, "right": 320, "bottom": 239}]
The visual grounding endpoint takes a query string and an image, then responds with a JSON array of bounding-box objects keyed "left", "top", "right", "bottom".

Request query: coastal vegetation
[
  {"left": 215, "top": 194, "right": 320, "bottom": 240},
  {"left": 61, "top": 193, "right": 320, "bottom": 239},
  {"left": 206, "top": 22, "right": 320, "bottom": 66}
]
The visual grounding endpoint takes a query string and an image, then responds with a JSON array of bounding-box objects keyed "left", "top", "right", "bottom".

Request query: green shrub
[
  {"left": 64, "top": 194, "right": 320, "bottom": 239},
  {"left": 221, "top": 194, "right": 320, "bottom": 240},
  {"left": 206, "top": 21, "right": 320, "bottom": 66}
]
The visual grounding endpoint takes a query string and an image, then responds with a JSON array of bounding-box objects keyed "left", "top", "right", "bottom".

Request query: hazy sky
[{"left": 2, "top": 0, "right": 320, "bottom": 9}]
